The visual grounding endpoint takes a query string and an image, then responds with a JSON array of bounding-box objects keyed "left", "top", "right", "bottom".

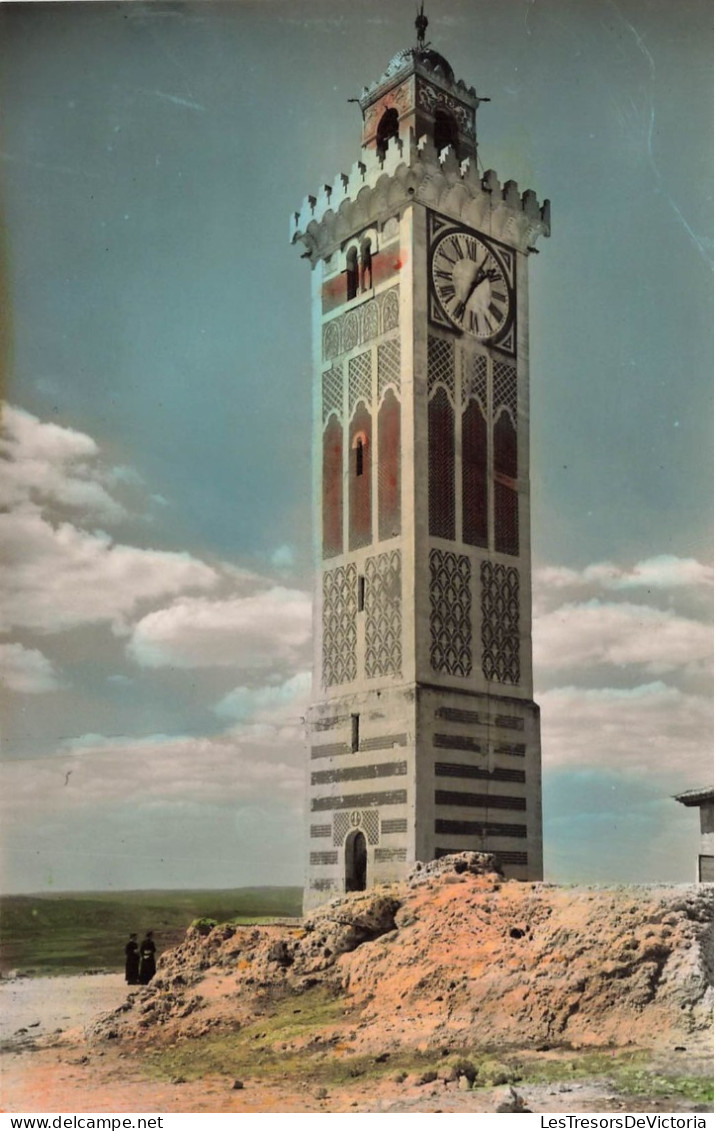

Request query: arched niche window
[
  {"left": 493, "top": 409, "right": 518, "bottom": 556},
  {"left": 434, "top": 108, "right": 459, "bottom": 155},
  {"left": 462, "top": 399, "right": 488, "bottom": 547},
  {"left": 346, "top": 246, "right": 358, "bottom": 301},
  {"left": 360, "top": 237, "right": 373, "bottom": 292},
  {"left": 349, "top": 406, "right": 372, "bottom": 550},
  {"left": 378, "top": 388, "right": 401, "bottom": 540},
  {"left": 428, "top": 386, "right": 455, "bottom": 540},
  {"left": 322, "top": 414, "right": 343, "bottom": 558},
  {"left": 376, "top": 107, "right": 399, "bottom": 157}
]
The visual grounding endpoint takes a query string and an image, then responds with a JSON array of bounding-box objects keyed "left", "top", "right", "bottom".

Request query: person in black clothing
[
  {"left": 124, "top": 933, "right": 140, "bottom": 984},
  {"left": 138, "top": 930, "right": 156, "bottom": 985}
]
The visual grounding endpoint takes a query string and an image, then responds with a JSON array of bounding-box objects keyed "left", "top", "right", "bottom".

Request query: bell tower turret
[{"left": 358, "top": 10, "right": 483, "bottom": 164}]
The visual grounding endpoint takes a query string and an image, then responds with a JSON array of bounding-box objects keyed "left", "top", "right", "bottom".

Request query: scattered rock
[
  {"left": 494, "top": 1086, "right": 532, "bottom": 1113},
  {"left": 416, "top": 1070, "right": 438, "bottom": 1085},
  {"left": 231, "top": 1080, "right": 244, "bottom": 1090}
]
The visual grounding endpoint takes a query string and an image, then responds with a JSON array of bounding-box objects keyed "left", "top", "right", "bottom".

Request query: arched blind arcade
[
  {"left": 322, "top": 414, "right": 343, "bottom": 559},
  {"left": 462, "top": 398, "right": 488, "bottom": 548},
  {"left": 378, "top": 388, "right": 401, "bottom": 540},
  {"left": 428, "top": 386, "right": 455, "bottom": 540},
  {"left": 494, "top": 408, "right": 518, "bottom": 556},
  {"left": 349, "top": 403, "right": 372, "bottom": 550}
]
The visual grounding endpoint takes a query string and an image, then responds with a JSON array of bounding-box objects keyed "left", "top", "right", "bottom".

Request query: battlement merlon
[{"left": 290, "top": 130, "right": 550, "bottom": 266}]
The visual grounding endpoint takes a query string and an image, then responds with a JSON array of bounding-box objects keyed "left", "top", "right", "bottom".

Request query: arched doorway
[{"left": 345, "top": 829, "right": 367, "bottom": 892}]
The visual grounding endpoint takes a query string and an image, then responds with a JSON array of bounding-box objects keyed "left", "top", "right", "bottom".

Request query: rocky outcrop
[{"left": 89, "top": 857, "right": 713, "bottom": 1056}]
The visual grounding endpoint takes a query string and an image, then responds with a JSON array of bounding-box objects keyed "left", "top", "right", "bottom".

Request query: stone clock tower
[{"left": 291, "top": 16, "right": 550, "bottom": 911}]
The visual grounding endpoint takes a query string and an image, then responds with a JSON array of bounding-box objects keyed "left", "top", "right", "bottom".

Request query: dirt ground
[
  {"left": 2, "top": 862, "right": 712, "bottom": 1114},
  {"left": 0, "top": 973, "right": 711, "bottom": 1114}
]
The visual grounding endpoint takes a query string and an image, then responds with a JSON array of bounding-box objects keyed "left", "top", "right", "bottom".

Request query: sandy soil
[
  {"left": 0, "top": 973, "right": 129, "bottom": 1047},
  {"left": 0, "top": 972, "right": 711, "bottom": 1115}
]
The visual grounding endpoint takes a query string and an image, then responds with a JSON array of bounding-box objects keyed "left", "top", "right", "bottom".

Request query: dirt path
[
  {"left": 0, "top": 974, "right": 129, "bottom": 1048},
  {"left": 2, "top": 1041, "right": 711, "bottom": 1115}
]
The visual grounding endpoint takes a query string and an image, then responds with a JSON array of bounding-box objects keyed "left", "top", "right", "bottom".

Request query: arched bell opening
[
  {"left": 376, "top": 107, "right": 399, "bottom": 157},
  {"left": 434, "top": 108, "right": 459, "bottom": 156},
  {"left": 346, "top": 246, "right": 359, "bottom": 301}
]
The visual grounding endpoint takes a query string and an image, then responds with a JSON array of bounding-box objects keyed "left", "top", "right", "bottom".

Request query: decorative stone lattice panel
[
  {"left": 428, "top": 335, "right": 455, "bottom": 402},
  {"left": 322, "top": 563, "right": 358, "bottom": 686},
  {"left": 416, "top": 80, "right": 475, "bottom": 137},
  {"left": 321, "top": 286, "right": 399, "bottom": 361},
  {"left": 322, "top": 363, "right": 343, "bottom": 424},
  {"left": 333, "top": 809, "right": 380, "bottom": 847},
  {"left": 343, "top": 309, "right": 360, "bottom": 353},
  {"left": 348, "top": 350, "right": 372, "bottom": 415},
  {"left": 362, "top": 299, "right": 379, "bottom": 342},
  {"left": 480, "top": 561, "right": 520, "bottom": 684},
  {"left": 429, "top": 549, "right": 472, "bottom": 676},
  {"left": 323, "top": 319, "right": 341, "bottom": 362},
  {"left": 462, "top": 352, "right": 488, "bottom": 412},
  {"left": 310, "top": 851, "right": 338, "bottom": 866},
  {"left": 365, "top": 550, "right": 402, "bottom": 678},
  {"left": 377, "top": 338, "right": 401, "bottom": 400},
  {"left": 493, "top": 361, "right": 518, "bottom": 424},
  {"left": 381, "top": 287, "right": 400, "bottom": 332}
]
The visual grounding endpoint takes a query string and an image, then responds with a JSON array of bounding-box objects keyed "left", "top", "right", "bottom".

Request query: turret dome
[{"left": 383, "top": 46, "right": 455, "bottom": 84}]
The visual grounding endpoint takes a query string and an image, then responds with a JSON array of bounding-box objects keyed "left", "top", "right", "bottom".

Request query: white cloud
[
  {"left": 0, "top": 404, "right": 127, "bottom": 523},
  {"left": 128, "top": 587, "right": 312, "bottom": 670},
  {"left": 540, "top": 681, "right": 713, "bottom": 781},
  {"left": 1, "top": 730, "right": 304, "bottom": 815},
  {"left": 535, "top": 555, "right": 713, "bottom": 606},
  {"left": 0, "top": 642, "right": 61, "bottom": 693},
  {"left": 534, "top": 599, "right": 713, "bottom": 675},
  {"left": 0, "top": 508, "right": 219, "bottom": 633},
  {"left": 215, "top": 670, "right": 311, "bottom": 726}
]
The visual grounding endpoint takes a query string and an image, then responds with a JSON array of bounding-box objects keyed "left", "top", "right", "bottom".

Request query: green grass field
[{"left": 0, "top": 887, "right": 302, "bottom": 975}]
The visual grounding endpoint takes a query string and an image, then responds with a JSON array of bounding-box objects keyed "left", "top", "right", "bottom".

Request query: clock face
[{"left": 431, "top": 231, "right": 512, "bottom": 341}]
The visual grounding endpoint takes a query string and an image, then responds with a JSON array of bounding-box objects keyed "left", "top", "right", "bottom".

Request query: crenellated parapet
[{"left": 290, "top": 130, "right": 550, "bottom": 265}]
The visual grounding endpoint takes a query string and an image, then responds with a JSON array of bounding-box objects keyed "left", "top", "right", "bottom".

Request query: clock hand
[{"left": 454, "top": 268, "right": 486, "bottom": 320}]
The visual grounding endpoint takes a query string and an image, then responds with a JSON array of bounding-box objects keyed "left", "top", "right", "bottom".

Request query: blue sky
[{"left": 0, "top": 0, "right": 712, "bottom": 892}]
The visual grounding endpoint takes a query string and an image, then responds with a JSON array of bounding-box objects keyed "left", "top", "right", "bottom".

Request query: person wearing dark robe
[
  {"left": 138, "top": 930, "right": 156, "bottom": 985},
  {"left": 124, "top": 933, "right": 139, "bottom": 985}
]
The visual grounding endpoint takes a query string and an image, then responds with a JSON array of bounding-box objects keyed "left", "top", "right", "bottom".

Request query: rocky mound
[{"left": 93, "top": 855, "right": 713, "bottom": 1056}]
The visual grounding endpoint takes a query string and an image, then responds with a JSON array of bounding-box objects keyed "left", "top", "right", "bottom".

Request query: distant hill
[{"left": 0, "top": 887, "right": 302, "bottom": 975}]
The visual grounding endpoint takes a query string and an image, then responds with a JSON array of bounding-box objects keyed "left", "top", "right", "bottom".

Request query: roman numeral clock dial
[{"left": 431, "top": 231, "right": 513, "bottom": 343}]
